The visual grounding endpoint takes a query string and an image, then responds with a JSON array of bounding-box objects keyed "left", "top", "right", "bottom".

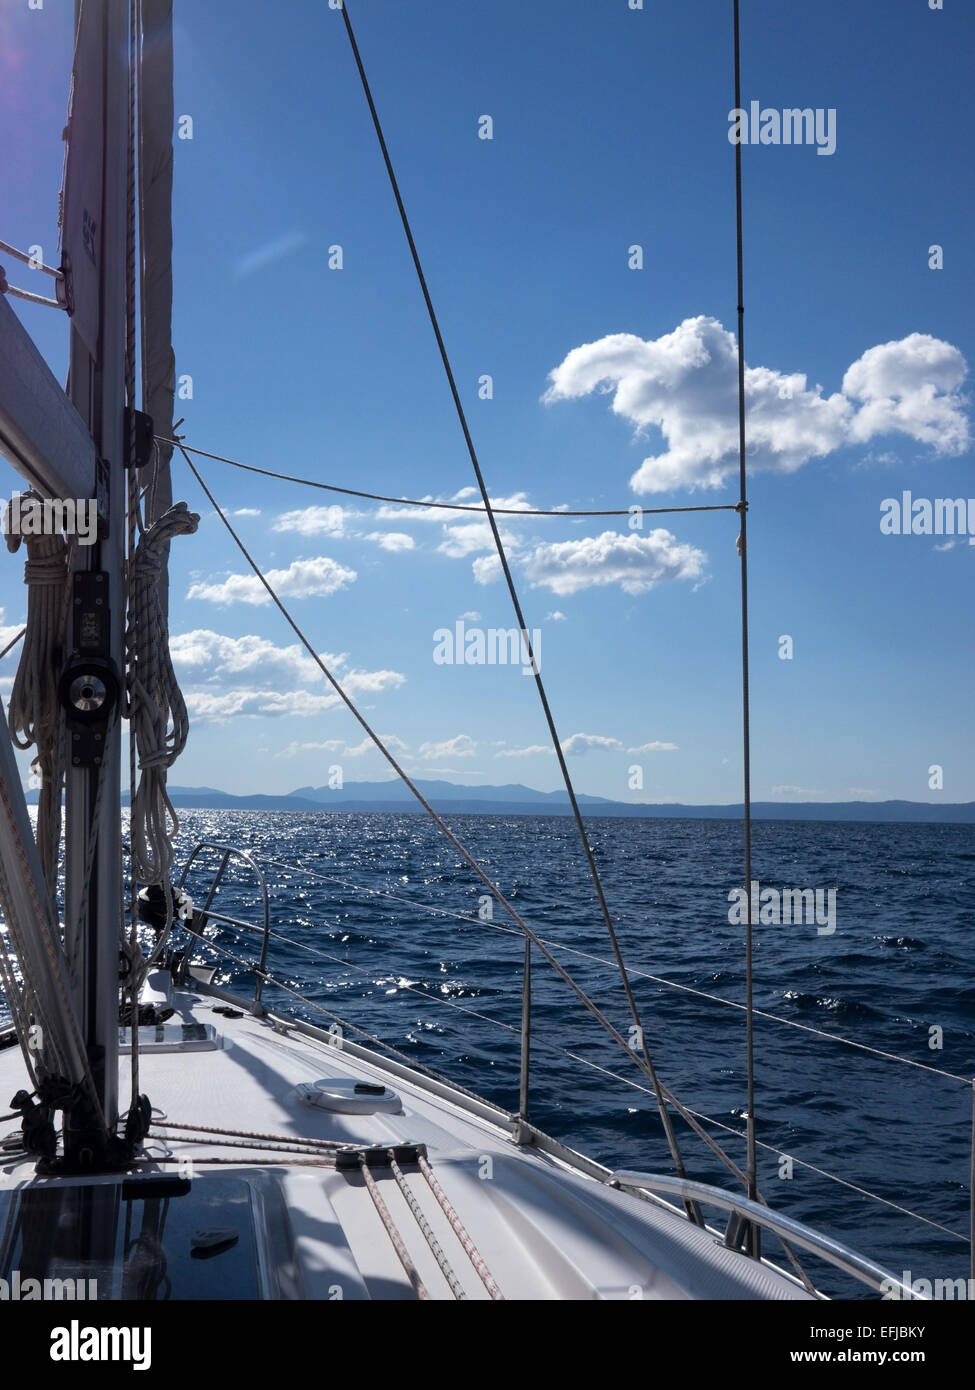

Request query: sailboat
[{"left": 0, "top": 0, "right": 926, "bottom": 1304}]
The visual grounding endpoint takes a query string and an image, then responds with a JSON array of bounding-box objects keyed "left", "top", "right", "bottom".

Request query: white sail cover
[
  {"left": 140, "top": 0, "right": 175, "bottom": 527},
  {"left": 60, "top": 0, "right": 105, "bottom": 362}
]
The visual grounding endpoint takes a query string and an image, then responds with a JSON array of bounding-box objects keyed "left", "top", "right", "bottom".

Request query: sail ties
[{"left": 126, "top": 500, "right": 198, "bottom": 890}]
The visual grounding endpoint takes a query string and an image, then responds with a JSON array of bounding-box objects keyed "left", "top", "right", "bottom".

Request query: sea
[
  {"left": 167, "top": 809, "right": 974, "bottom": 1300},
  {"left": 6, "top": 809, "right": 975, "bottom": 1300}
]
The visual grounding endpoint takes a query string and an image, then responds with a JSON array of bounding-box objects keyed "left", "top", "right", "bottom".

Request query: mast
[{"left": 61, "top": 0, "right": 130, "bottom": 1159}]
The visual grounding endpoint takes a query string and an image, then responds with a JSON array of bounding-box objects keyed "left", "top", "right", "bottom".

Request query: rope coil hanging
[
  {"left": 4, "top": 493, "right": 74, "bottom": 898},
  {"left": 126, "top": 500, "right": 199, "bottom": 889}
]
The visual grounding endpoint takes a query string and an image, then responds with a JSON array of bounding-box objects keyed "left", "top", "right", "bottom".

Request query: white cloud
[
  {"left": 546, "top": 610, "right": 568, "bottom": 622},
  {"left": 365, "top": 531, "right": 415, "bottom": 552},
  {"left": 374, "top": 488, "right": 533, "bottom": 526},
  {"left": 276, "top": 739, "right": 345, "bottom": 759},
  {"left": 374, "top": 495, "right": 467, "bottom": 524},
  {"left": 544, "top": 317, "right": 969, "bottom": 492},
  {"left": 187, "top": 555, "right": 356, "bottom": 606},
  {"left": 437, "top": 520, "right": 517, "bottom": 559},
  {"left": 273, "top": 506, "right": 348, "bottom": 537},
  {"left": 628, "top": 740, "right": 678, "bottom": 752},
  {"left": 277, "top": 734, "right": 408, "bottom": 759},
  {"left": 372, "top": 490, "right": 559, "bottom": 573},
  {"left": 0, "top": 607, "right": 25, "bottom": 658},
  {"left": 843, "top": 334, "right": 969, "bottom": 452},
  {"left": 232, "top": 508, "right": 261, "bottom": 518},
  {"left": 770, "top": 784, "right": 825, "bottom": 799},
  {"left": 560, "top": 732, "right": 624, "bottom": 756},
  {"left": 855, "top": 449, "right": 900, "bottom": 470},
  {"left": 343, "top": 668, "right": 407, "bottom": 696},
  {"left": 472, "top": 554, "right": 503, "bottom": 585},
  {"left": 493, "top": 744, "right": 555, "bottom": 758},
  {"left": 517, "top": 529, "right": 705, "bottom": 596},
  {"left": 186, "top": 689, "right": 345, "bottom": 721},
  {"left": 459, "top": 610, "right": 481, "bottom": 621},
  {"left": 433, "top": 492, "right": 539, "bottom": 563},
  {"left": 417, "top": 734, "right": 478, "bottom": 760},
  {"left": 185, "top": 668, "right": 404, "bottom": 723},
  {"left": 234, "top": 231, "right": 307, "bottom": 278},
  {"left": 343, "top": 734, "right": 409, "bottom": 756},
  {"left": 171, "top": 630, "right": 342, "bottom": 687},
  {"left": 171, "top": 629, "right": 405, "bottom": 722},
  {"left": 404, "top": 766, "right": 487, "bottom": 777}
]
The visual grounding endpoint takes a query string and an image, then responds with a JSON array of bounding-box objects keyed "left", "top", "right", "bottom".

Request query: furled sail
[
  {"left": 139, "top": 0, "right": 175, "bottom": 532},
  {"left": 59, "top": 0, "right": 105, "bottom": 362}
]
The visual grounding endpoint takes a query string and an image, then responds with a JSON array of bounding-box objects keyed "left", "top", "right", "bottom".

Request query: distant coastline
[{"left": 25, "top": 780, "right": 975, "bottom": 825}]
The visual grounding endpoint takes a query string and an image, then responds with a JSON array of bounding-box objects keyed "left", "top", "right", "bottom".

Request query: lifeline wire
[
  {"left": 179, "top": 447, "right": 757, "bottom": 1201},
  {"left": 209, "top": 886, "right": 968, "bottom": 1249},
  {"left": 732, "top": 0, "right": 758, "bottom": 1244},
  {"left": 161, "top": 437, "right": 736, "bottom": 519},
  {"left": 259, "top": 857, "right": 974, "bottom": 1085},
  {"left": 180, "top": 448, "right": 828, "bottom": 1289},
  {"left": 338, "top": 0, "right": 699, "bottom": 1218}
]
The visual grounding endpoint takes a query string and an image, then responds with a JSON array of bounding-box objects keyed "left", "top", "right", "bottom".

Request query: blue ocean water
[{"left": 169, "top": 810, "right": 974, "bottom": 1299}]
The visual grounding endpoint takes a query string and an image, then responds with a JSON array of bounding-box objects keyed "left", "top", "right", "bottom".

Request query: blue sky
[{"left": 2, "top": 0, "right": 973, "bottom": 804}]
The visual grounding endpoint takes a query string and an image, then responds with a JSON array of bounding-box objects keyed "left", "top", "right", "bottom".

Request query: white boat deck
[{"left": 0, "top": 974, "right": 815, "bottom": 1300}]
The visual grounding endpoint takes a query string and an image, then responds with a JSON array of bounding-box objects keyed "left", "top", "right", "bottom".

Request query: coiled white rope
[
  {"left": 4, "top": 495, "right": 75, "bottom": 900},
  {"left": 125, "top": 500, "right": 198, "bottom": 890}
]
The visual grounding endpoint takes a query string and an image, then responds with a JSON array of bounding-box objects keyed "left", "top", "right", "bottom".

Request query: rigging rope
[
  {"left": 4, "top": 497, "right": 75, "bottom": 899},
  {"left": 731, "top": 0, "right": 759, "bottom": 1245},
  {"left": 179, "top": 450, "right": 749, "bottom": 1201},
  {"left": 162, "top": 437, "right": 736, "bottom": 520},
  {"left": 0, "top": 755, "right": 106, "bottom": 1128},
  {"left": 151, "top": 1120, "right": 342, "bottom": 1147},
  {"left": 256, "top": 860, "right": 975, "bottom": 1085},
  {"left": 338, "top": 0, "right": 699, "bottom": 1219},
  {"left": 126, "top": 0, "right": 141, "bottom": 1111},
  {"left": 125, "top": 501, "right": 199, "bottom": 890},
  {"left": 207, "top": 893, "right": 972, "bottom": 1257},
  {"left": 358, "top": 1155, "right": 430, "bottom": 1299},
  {"left": 416, "top": 1153, "right": 505, "bottom": 1300},
  {"left": 147, "top": 1120, "right": 500, "bottom": 1297},
  {"left": 185, "top": 929, "right": 529, "bottom": 1109},
  {"left": 0, "top": 629, "right": 26, "bottom": 663},
  {"left": 388, "top": 1151, "right": 467, "bottom": 1299},
  {"left": 685, "top": 1108, "right": 970, "bottom": 1245}
]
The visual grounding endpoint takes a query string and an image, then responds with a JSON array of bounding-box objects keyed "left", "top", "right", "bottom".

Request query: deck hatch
[
  {"left": 0, "top": 1177, "right": 260, "bottom": 1300},
  {"left": 297, "top": 1076, "right": 402, "bottom": 1114},
  {"left": 118, "top": 1023, "right": 220, "bottom": 1053}
]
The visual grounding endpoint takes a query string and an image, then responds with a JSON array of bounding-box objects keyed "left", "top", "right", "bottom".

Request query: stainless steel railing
[
  {"left": 172, "top": 839, "right": 973, "bottom": 1298},
  {"left": 611, "top": 1171, "right": 922, "bottom": 1299},
  {"left": 177, "top": 842, "right": 270, "bottom": 1002}
]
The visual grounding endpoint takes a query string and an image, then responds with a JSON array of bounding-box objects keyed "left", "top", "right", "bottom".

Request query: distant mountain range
[{"left": 23, "top": 778, "right": 973, "bottom": 824}]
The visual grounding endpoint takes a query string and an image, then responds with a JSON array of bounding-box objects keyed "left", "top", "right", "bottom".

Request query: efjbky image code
[{"left": 0, "top": 0, "right": 971, "bottom": 1355}]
